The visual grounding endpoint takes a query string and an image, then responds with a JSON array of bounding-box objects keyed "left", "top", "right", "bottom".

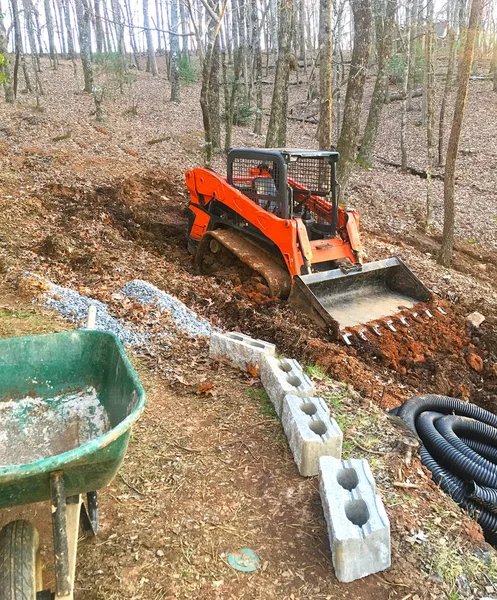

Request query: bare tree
[
  {"left": 54, "top": 0, "right": 67, "bottom": 57},
  {"left": 316, "top": 0, "right": 332, "bottom": 150},
  {"left": 199, "top": 0, "right": 226, "bottom": 165},
  {"left": 251, "top": 0, "right": 263, "bottom": 135},
  {"left": 180, "top": 0, "right": 189, "bottom": 59},
  {"left": 62, "top": 0, "right": 75, "bottom": 60},
  {"left": 224, "top": 0, "right": 240, "bottom": 148},
  {"left": 144, "top": 0, "right": 159, "bottom": 75},
  {"left": 492, "top": 35, "right": 497, "bottom": 92},
  {"left": 22, "top": 0, "right": 42, "bottom": 72},
  {"left": 170, "top": 0, "right": 181, "bottom": 101},
  {"left": 44, "top": 0, "right": 58, "bottom": 68},
  {"left": 94, "top": 0, "right": 105, "bottom": 54},
  {"left": 266, "top": 0, "right": 293, "bottom": 147},
  {"left": 11, "top": 0, "right": 32, "bottom": 94},
  {"left": 336, "top": 0, "right": 372, "bottom": 199},
  {"left": 0, "top": 1, "right": 14, "bottom": 102},
  {"left": 439, "top": 0, "right": 483, "bottom": 267},
  {"left": 123, "top": 0, "right": 142, "bottom": 69},
  {"left": 424, "top": 0, "right": 435, "bottom": 230},
  {"left": 358, "top": 0, "right": 396, "bottom": 166},
  {"left": 438, "top": 9, "right": 456, "bottom": 165},
  {"left": 208, "top": 34, "right": 221, "bottom": 149},
  {"left": 407, "top": 0, "right": 418, "bottom": 111},
  {"left": 74, "top": 0, "right": 94, "bottom": 92}
]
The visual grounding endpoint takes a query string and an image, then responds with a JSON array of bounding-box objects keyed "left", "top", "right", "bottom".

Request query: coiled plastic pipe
[{"left": 393, "top": 394, "right": 497, "bottom": 545}]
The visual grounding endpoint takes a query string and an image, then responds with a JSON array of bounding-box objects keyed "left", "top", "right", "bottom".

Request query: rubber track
[{"left": 0, "top": 520, "right": 39, "bottom": 600}]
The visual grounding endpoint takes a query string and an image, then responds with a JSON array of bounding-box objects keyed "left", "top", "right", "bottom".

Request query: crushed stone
[
  {"left": 30, "top": 274, "right": 148, "bottom": 346},
  {"left": 121, "top": 279, "right": 212, "bottom": 338},
  {"left": 0, "top": 387, "right": 110, "bottom": 466}
]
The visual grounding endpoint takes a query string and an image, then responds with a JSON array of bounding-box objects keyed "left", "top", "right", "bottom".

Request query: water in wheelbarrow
[{"left": 0, "top": 387, "right": 111, "bottom": 466}]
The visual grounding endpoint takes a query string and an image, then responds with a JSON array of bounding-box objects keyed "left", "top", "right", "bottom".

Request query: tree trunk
[
  {"left": 102, "top": 0, "right": 114, "bottom": 52},
  {"left": 74, "top": 0, "right": 94, "bottom": 92},
  {"left": 44, "top": 0, "right": 57, "bottom": 67},
  {"left": 180, "top": 0, "right": 189, "bottom": 60},
  {"left": 0, "top": 2, "right": 14, "bottom": 102},
  {"left": 269, "top": 0, "right": 278, "bottom": 56},
  {"left": 144, "top": 0, "right": 159, "bottom": 75},
  {"left": 316, "top": 0, "right": 332, "bottom": 150},
  {"left": 237, "top": 0, "right": 249, "bottom": 99},
  {"left": 94, "top": 0, "right": 104, "bottom": 54},
  {"left": 266, "top": 0, "right": 293, "bottom": 147},
  {"left": 358, "top": 0, "right": 396, "bottom": 166},
  {"left": 492, "top": 37, "right": 497, "bottom": 91},
  {"left": 170, "top": 0, "right": 181, "bottom": 101},
  {"left": 251, "top": 0, "right": 263, "bottom": 134},
  {"left": 22, "top": 0, "right": 42, "bottom": 72},
  {"left": 54, "top": 0, "right": 67, "bottom": 57},
  {"left": 424, "top": 0, "right": 435, "bottom": 230},
  {"left": 438, "top": 27, "right": 455, "bottom": 165},
  {"left": 298, "top": 0, "right": 305, "bottom": 61},
  {"left": 11, "top": 0, "right": 31, "bottom": 93},
  {"left": 407, "top": 0, "right": 418, "bottom": 111},
  {"left": 208, "top": 35, "right": 221, "bottom": 149},
  {"left": 200, "top": 0, "right": 225, "bottom": 166},
  {"left": 62, "top": 0, "right": 75, "bottom": 59},
  {"left": 439, "top": 0, "right": 482, "bottom": 267},
  {"left": 124, "top": 0, "right": 141, "bottom": 69},
  {"left": 111, "top": 0, "right": 125, "bottom": 57},
  {"left": 336, "top": 0, "right": 372, "bottom": 199}
]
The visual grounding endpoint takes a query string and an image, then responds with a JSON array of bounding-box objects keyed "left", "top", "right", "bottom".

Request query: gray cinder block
[
  {"left": 318, "top": 456, "right": 391, "bottom": 583},
  {"left": 281, "top": 395, "right": 342, "bottom": 476},
  {"left": 209, "top": 331, "right": 275, "bottom": 374},
  {"left": 259, "top": 356, "right": 314, "bottom": 416}
]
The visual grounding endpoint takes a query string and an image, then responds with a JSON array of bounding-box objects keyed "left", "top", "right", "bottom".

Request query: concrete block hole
[
  {"left": 299, "top": 401, "right": 317, "bottom": 416},
  {"left": 226, "top": 333, "right": 266, "bottom": 349},
  {"left": 226, "top": 333, "right": 244, "bottom": 341},
  {"left": 309, "top": 420, "right": 327, "bottom": 436},
  {"left": 279, "top": 361, "right": 293, "bottom": 373},
  {"left": 345, "top": 499, "right": 370, "bottom": 527},
  {"left": 336, "top": 468, "right": 359, "bottom": 491},
  {"left": 287, "top": 375, "right": 302, "bottom": 387}
]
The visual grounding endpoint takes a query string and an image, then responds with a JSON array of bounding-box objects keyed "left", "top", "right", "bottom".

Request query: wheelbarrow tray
[{"left": 0, "top": 330, "right": 145, "bottom": 509}]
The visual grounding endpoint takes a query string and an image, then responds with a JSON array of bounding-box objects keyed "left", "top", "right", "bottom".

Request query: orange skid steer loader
[{"left": 185, "top": 148, "right": 431, "bottom": 339}]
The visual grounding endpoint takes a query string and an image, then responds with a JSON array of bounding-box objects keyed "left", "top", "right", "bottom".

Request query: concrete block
[
  {"left": 209, "top": 331, "right": 275, "bottom": 374},
  {"left": 318, "top": 456, "right": 391, "bottom": 583},
  {"left": 281, "top": 395, "right": 342, "bottom": 476},
  {"left": 259, "top": 356, "right": 314, "bottom": 416}
]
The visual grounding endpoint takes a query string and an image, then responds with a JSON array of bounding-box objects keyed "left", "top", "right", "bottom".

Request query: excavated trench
[{"left": 38, "top": 174, "right": 497, "bottom": 413}]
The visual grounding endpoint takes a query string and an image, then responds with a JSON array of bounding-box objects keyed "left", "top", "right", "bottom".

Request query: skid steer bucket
[{"left": 289, "top": 257, "right": 432, "bottom": 337}]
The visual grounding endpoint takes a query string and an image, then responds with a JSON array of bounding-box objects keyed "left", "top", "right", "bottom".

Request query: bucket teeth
[
  {"left": 372, "top": 325, "right": 382, "bottom": 336},
  {"left": 386, "top": 320, "right": 397, "bottom": 332},
  {"left": 358, "top": 328, "right": 369, "bottom": 341},
  {"left": 399, "top": 316, "right": 409, "bottom": 326},
  {"left": 342, "top": 332, "right": 353, "bottom": 346},
  {"left": 424, "top": 309, "right": 433, "bottom": 319},
  {"left": 436, "top": 306, "right": 447, "bottom": 315}
]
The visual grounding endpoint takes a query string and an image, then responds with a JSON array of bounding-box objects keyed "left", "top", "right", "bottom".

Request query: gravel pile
[
  {"left": 32, "top": 276, "right": 147, "bottom": 346},
  {"left": 122, "top": 280, "right": 212, "bottom": 338}
]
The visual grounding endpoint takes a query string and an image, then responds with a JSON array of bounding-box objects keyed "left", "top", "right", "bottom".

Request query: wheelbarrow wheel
[{"left": 0, "top": 520, "right": 42, "bottom": 600}]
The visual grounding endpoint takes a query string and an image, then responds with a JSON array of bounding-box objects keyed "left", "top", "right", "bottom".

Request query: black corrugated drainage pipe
[{"left": 392, "top": 394, "right": 497, "bottom": 545}]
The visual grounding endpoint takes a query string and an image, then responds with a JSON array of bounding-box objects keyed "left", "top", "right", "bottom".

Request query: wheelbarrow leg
[{"left": 50, "top": 472, "right": 82, "bottom": 600}]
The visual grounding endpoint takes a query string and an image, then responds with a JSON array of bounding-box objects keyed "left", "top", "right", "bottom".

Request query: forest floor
[{"left": 0, "top": 55, "right": 497, "bottom": 599}]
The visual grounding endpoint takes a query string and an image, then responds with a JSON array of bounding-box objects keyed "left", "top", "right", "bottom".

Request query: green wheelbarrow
[{"left": 0, "top": 330, "right": 146, "bottom": 600}]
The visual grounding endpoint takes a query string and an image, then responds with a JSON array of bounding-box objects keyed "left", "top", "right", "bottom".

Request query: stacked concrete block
[
  {"left": 281, "top": 395, "right": 342, "bottom": 476},
  {"left": 259, "top": 356, "right": 314, "bottom": 417},
  {"left": 209, "top": 331, "right": 275, "bottom": 374},
  {"left": 318, "top": 456, "right": 391, "bottom": 583}
]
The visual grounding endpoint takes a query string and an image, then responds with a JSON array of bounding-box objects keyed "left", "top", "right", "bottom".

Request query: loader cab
[{"left": 227, "top": 148, "right": 340, "bottom": 240}]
